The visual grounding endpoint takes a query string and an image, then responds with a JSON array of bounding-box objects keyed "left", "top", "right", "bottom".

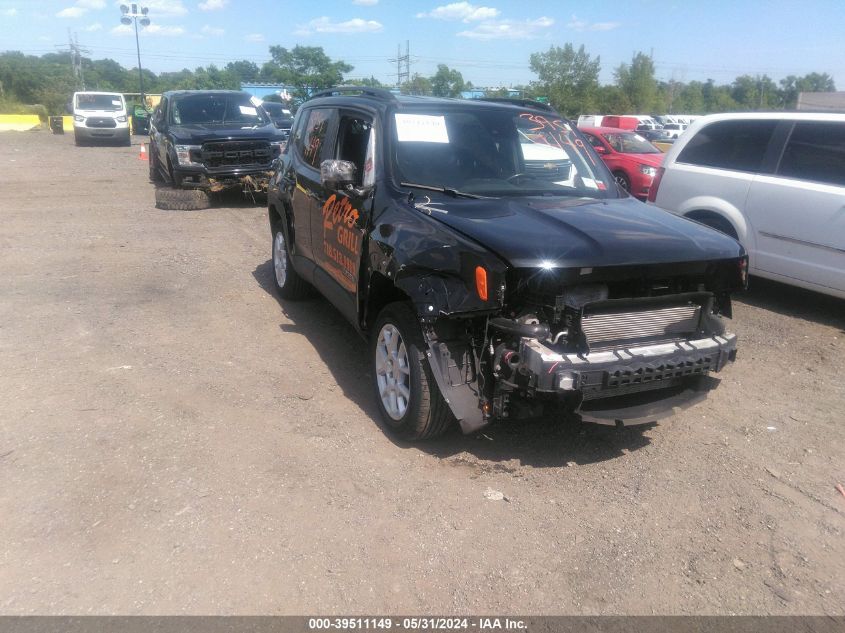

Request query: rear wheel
[
  {"left": 371, "top": 302, "right": 454, "bottom": 440},
  {"left": 149, "top": 145, "right": 164, "bottom": 183},
  {"left": 271, "top": 223, "right": 309, "bottom": 299},
  {"left": 688, "top": 213, "right": 739, "bottom": 240}
]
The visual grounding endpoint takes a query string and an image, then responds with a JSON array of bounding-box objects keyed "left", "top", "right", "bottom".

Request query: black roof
[{"left": 162, "top": 89, "right": 252, "bottom": 98}]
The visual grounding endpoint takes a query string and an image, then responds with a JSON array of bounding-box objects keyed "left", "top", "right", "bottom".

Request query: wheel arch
[{"left": 680, "top": 200, "right": 747, "bottom": 242}]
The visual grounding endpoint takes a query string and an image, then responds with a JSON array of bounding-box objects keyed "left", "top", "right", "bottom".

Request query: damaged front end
[{"left": 417, "top": 257, "right": 747, "bottom": 434}]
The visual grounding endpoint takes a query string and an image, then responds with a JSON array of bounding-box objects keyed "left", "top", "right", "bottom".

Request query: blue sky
[{"left": 2, "top": 0, "right": 844, "bottom": 88}]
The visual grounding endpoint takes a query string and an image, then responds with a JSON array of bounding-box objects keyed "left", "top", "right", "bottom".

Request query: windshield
[
  {"left": 76, "top": 94, "right": 123, "bottom": 111},
  {"left": 601, "top": 132, "right": 661, "bottom": 154},
  {"left": 392, "top": 108, "right": 615, "bottom": 198},
  {"left": 170, "top": 93, "right": 270, "bottom": 127},
  {"left": 262, "top": 102, "right": 283, "bottom": 116}
]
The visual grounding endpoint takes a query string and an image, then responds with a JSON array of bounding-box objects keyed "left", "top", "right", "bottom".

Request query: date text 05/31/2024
[{"left": 307, "top": 618, "right": 528, "bottom": 630}]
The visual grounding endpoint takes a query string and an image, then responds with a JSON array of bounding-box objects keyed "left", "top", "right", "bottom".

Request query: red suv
[{"left": 580, "top": 126, "right": 664, "bottom": 200}]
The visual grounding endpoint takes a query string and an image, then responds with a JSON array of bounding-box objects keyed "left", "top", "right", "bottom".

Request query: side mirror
[
  {"left": 321, "top": 159, "right": 357, "bottom": 191},
  {"left": 594, "top": 145, "right": 607, "bottom": 154}
]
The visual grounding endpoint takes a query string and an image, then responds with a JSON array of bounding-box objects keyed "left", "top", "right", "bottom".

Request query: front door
[{"left": 311, "top": 110, "right": 376, "bottom": 324}]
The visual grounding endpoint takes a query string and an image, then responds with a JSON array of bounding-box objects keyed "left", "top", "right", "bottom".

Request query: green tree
[
  {"left": 731, "top": 74, "right": 779, "bottom": 110},
  {"left": 430, "top": 64, "right": 465, "bottom": 98},
  {"left": 615, "top": 52, "right": 659, "bottom": 113},
  {"left": 261, "top": 45, "right": 353, "bottom": 102},
  {"left": 400, "top": 73, "right": 432, "bottom": 96},
  {"left": 779, "top": 72, "right": 836, "bottom": 109},
  {"left": 224, "top": 60, "right": 260, "bottom": 85},
  {"left": 529, "top": 44, "right": 600, "bottom": 116}
]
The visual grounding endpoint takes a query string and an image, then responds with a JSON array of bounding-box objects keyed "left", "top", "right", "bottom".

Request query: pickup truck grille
[
  {"left": 582, "top": 304, "right": 701, "bottom": 348},
  {"left": 86, "top": 117, "right": 117, "bottom": 128},
  {"left": 200, "top": 140, "right": 273, "bottom": 169}
]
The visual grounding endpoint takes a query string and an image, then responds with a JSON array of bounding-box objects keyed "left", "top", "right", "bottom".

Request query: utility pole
[
  {"left": 389, "top": 41, "right": 410, "bottom": 88},
  {"left": 63, "top": 29, "right": 90, "bottom": 90}
]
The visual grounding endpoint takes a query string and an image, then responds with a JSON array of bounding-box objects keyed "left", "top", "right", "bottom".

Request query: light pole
[{"left": 120, "top": 4, "right": 150, "bottom": 105}]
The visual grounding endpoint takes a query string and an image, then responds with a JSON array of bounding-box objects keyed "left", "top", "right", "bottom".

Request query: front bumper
[
  {"left": 172, "top": 166, "right": 273, "bottom": 192},
  {"left": 519, "top": 333, "right": 738, "bottom": 424},
  {"left": 74, "top": 125, "right": 130, "bottom": 141}
]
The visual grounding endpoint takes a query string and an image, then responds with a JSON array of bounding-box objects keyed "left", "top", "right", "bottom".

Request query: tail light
[
  {"left": 475, "top": 266, "right": 488, "bottom": 301},
  {"left": 647, "top": 166, "right": 665, "bottom": 203},
  {"left": 738, "top": 255, "right": 749, "bottom": 289}
]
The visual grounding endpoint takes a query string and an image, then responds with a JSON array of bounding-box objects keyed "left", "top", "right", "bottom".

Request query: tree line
[{"left": 0, "top": 43, "right": 836, "bottom": 117}]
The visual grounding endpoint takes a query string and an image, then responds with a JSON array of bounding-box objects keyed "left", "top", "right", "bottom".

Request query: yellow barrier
[
  {"left": 0, "top": 114, "right": 43, "bottom": 132},
  {"left": 62, "top": 115, "right": 74, "bottom": 132}
]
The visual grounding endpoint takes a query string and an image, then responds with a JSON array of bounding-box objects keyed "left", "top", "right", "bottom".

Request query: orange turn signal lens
[{"left": 475, "top": 266, "right": 488, "bottom": 301}]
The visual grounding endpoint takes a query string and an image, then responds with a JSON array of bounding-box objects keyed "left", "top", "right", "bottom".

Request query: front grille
[
  {"left": 525, "top": 159, "right": 572, "bottom": 180},
  {"left": 86, "top": 117, "right": 116, "bottom": 128},
  {"left": 200, "top": 140, "right": 273, "bottom": 169},
  {"left": 582, "top": 304, "right": 701, "bottom": 347}
]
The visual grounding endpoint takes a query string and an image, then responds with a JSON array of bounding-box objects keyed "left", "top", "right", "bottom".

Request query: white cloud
[
  {"left": 566, "top": 14, "right": 621, "bottom": 32},
  {"left": 77, "top": 0, "right": 105, "bottom": 8},
  {"left": 416, "top": 2, "right": 499, "bottom": 22},
  {"left": 110, "top": 24, "right": 132, "bottom": 35},
  {"left": 458, "top": 16, "right": 553, "bottom": 39},
  {"left": 143, "top": 0, "right": 188, "bottom": 16},
  {"left": 2, "top": 8, "right": 18, "bottom": 16},
  {"left": 296, "top": 16, "right": 383, "bottom": 35},
  {"left": 83, "top": 22, "right": 103, "bottom": 31},
  {"left": 57, "top": 6, "right": 86, "bottom": 18},
  {"left": 352, "top": 0, "right": 378, "bottom": 4},
  {"left": 201, "top": 24, "right": 224, "bottom": 35},
  {"left": 198, "top": 0, "right": 228, "bottom": 10},
  {"left": 245, "top": 33, "right": 265, "bottom": 42}
]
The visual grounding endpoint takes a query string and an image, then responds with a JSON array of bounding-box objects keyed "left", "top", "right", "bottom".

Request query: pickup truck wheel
[
  {"left": 371, "top": 303, "right": 454, "bottom": 440},
  {"left": 149, "top": 147, "right": 164, "bottom": 183},
  {"left": 272, "top": 226, "right": 309, "bottom": 299},
  {"left": 614, "top": 171, "right": 631, "bottom": 192},
  {"left": 154, "top": 188, "right": 211, "bottom": 211}
]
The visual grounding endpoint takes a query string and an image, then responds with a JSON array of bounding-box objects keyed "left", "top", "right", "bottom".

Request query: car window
[
  {"left": 297, "top": 108, "right": 332, "bottom": 169},
  {"left": 777, "top": 121, "right": 845, "bottom": 187},
  {"left": 603, "top": 132, "right": 660, "bottom": 154},
  {"left": 677, "top": 120, "right": 777, "bottom": 173},
  {"left": 336, "top": 114, "right": 374, "bottom": 187},
  {"left": 75, "top": 94, "right": 123, "bottom": 111},
  {"left": 585, "top": 134, "right": 604, "bottom": 148}
]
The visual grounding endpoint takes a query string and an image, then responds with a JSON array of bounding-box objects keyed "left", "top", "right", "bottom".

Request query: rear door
[
  {"left": 744, "top": 120, "right": 845, "bottom": 295},
  {"left": 310, "top": 108, "right": 376, "bottom": 324}
]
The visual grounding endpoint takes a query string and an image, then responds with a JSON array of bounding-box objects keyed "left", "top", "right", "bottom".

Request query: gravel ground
[{"left": 0, "top": 130, "right": 843, "bottom": 615}]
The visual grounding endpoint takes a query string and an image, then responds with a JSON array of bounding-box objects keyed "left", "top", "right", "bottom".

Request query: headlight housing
[
  {"left": 116, "top": 115, "right": 127, "bottom": 123},
  {"left": 74, "top": 115, "right": 85, "bottom": 122},
  {"left": 175, "top": 144, "right": 202, "bottom": 166},
  {"left": 639, "top": 164, "right": 657, "bottom": 177}
]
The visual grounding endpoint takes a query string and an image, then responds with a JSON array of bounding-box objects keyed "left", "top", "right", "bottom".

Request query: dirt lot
[{"left": 0, "top": 130, "right": 843, "bottom": 615}]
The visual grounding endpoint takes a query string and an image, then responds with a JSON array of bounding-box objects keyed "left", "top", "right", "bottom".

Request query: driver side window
[{"left": 335, "top": 113, "right": 374, "bottom": 187}]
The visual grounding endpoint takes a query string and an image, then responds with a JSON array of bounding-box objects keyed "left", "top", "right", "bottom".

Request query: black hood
[
  {"left": 169, "top": 123, "right": 282, "bottom": 143},
  {"left": 408, "top": 195, "right": 745, "bottom": 268}
]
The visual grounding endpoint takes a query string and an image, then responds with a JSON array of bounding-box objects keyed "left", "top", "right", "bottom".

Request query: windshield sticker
[
  {"left": 112, "top": 99, "right": 122, "bottom": 106},
  {"left": 395, "top": 114, "right": 449, "bottom": 143},
  {"left": 581, "top": 178, "right": 599, "bottom": 189},
  {"left": 239, "top": 105, "right": 257, "bottom": 116},
  {"left": 250, "top": 95, "right": 263, "bottom": 107}
]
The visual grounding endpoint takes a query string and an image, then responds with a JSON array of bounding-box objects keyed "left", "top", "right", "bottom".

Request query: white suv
[{"left": 648, "top": 112, "right": 845, "bottom": 299}]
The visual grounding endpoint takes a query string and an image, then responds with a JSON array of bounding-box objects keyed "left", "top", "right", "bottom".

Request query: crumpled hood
[
  {"left": 409, "top": 195, "right": 744, "bottom": 268},
  {"left": 169, "top": 123, "right": 282, "bottom": 143}
]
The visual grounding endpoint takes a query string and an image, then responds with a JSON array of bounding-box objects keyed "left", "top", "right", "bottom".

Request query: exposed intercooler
[{"left": 581, "top": 304, "right": 702, "bottom": 347}]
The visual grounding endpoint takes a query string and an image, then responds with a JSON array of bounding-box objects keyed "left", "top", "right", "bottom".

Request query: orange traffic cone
[{"left": 139, "top": 142, "right": 148, "bottom": 160}]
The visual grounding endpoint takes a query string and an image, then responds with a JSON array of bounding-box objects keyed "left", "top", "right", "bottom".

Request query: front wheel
[
  {"left": 371, "top": 303, "right": 454, "bottom": 440},
  {"left": 614, "top": 171, "right": 631, "bottom": 193}
]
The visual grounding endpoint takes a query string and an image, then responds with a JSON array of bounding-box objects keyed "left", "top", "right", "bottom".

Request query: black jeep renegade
[{"left": 267, "top": 87, "right": 747, "bottom": 440}]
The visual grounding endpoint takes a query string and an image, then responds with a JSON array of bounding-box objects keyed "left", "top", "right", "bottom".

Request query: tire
[
  {"left": 167, "top": 158, "right": 183, "bottom": 188},
  {"left": 370, "top": 302, "right": 455, "bottom": 440},
  {"left": 74, "top": 133, "right": 84, "bottom": 147},
  {"left": 614, "top": 171, "right": 631, "bottom": 193},
  {"left": 155, "top": 187, "right": 211, "bottom": 211},
  {"left": 271, "top": 222, "right": 309, "bottom": 300},
  {"left": 149, "top": 145, "right": 164, "bottom": 183}
]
